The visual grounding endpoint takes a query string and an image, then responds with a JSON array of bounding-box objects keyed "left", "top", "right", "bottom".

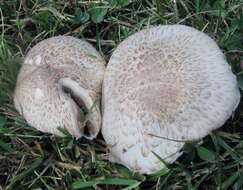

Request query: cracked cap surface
[
  {"left": 14, "top": 36, "right": 105, "bottom": 139},
  {"left": 102, "top": 25, "right": 240, "bottom": 174}
]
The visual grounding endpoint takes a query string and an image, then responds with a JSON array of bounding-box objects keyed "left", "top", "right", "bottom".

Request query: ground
[{"left": 0, "top": 0, "right": 243, "bottom": 189}]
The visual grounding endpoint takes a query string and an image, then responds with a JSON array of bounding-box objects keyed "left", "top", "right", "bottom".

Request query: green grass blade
[{"left": 72, "top": 178, "right": 140, "bottom": 189}]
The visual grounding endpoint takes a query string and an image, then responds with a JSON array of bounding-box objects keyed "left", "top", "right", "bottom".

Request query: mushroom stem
[{"left": 58, "top": 78, "right": 101, "bottom": 139}]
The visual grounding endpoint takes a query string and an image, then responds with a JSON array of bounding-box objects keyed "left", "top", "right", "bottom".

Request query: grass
[{"left": 0, "top": 0, "right": 243, "bottom": 189}]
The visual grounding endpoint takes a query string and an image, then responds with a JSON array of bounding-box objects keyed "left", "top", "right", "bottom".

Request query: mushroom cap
[
  {"left": 14, "top": 36, "right": 105, "bottom": 139},
  {"left": 102, "top": 25, "right": 240, "bottom": 174}
]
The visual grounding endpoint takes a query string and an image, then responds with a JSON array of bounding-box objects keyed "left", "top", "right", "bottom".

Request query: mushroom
[
  {"left": 102, "top": 25, "right": 240, "bottom": 174},
  {"left": 14, "top": 36, "right": 105, "bottom": 139}
]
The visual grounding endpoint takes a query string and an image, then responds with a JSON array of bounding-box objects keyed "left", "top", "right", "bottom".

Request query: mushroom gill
[
  {"left": 102, "top": 25, "right": 240, "bottom": 174},
  {"left": 14, "top": 36, "right": 105, "bottom": 139}
]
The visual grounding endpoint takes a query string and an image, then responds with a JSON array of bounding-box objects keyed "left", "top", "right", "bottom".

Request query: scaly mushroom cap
[
  {"left": 102, "top": 25, "right": 240, "bottom": 174},
  {"left": 14, "top": 36, "right": 105, "bottom": 139}
]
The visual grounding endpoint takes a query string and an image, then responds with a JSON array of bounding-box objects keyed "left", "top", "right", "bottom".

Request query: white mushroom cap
[
  {"left": 14, "top": 36, "right": 105, "bottom": 139},
  {"left": 102, "top": 25, "right": 240, "bottom": 174}
]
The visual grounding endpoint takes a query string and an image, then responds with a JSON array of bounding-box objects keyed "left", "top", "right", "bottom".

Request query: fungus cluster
[{"left": 14, "top": 25, "right": 240, "bottom": 174}]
